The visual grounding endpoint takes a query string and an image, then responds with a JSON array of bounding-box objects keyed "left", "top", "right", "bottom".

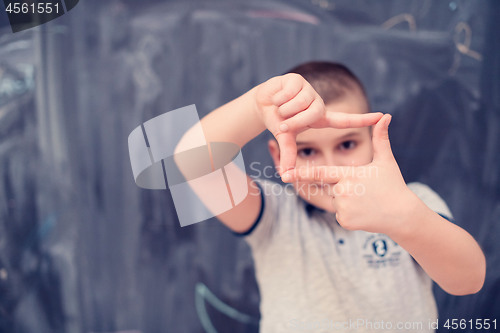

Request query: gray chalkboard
[{"left": 0, "top": 0, "right": 498, "bottom": 332}]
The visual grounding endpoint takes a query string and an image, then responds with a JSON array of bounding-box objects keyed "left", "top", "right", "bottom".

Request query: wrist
[
  {"left": 385, "top": 189, "right": 431, "bottom": 244},
  {"left": 248, "top": 85, "right": 265, "bottom": 126},
  {"left": 233, "top": 86, "right": 267, "bottom": 145}
]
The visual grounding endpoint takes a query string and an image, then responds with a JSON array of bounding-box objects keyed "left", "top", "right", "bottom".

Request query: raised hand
[
  {"left": 254, "top": 73, "right": 383, "bottom": 177},
  {"left": 282, "top": 114, "right": 417, "bottom": 236}
]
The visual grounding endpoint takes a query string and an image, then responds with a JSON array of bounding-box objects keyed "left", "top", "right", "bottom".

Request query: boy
[{"left": 177, "top": 61, "right": 485, "bottom": 332}]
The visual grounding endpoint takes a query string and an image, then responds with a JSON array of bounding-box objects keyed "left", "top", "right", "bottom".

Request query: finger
[
  {"left": 330, "top": 197, "right": 337, "bottom": 212},
  {"left": 326, "top": 111, "right": 384, "bottom": 129},
  {"left": 332, "top": 183, "right": 343, "bottom": 197},
  {"left": 335, "top": 212, "right": 342, "bottom": 224},
  {"left": 274, "top": 131, "right": 297, "bottom": 177},
  {"left": 272, "top": 73, "right": 304, "bottom": 106},
  {"left": 278, "top": 87, "right": 314, "bottom": 118},
  {"left": 332, "top": 181, "right": 354, "bottom": 197},
  {"left": 279, "top": 98, "right": 325, "bottom": 133},
  {"left": 256, "top": 76, "right": 285, "bottom": 107},
  {"left": 284, "top": 165, "right": 347, "bottom": 183},
  {"left": 325, "top": 182, "right": 337, "bottom": 196},
  {"left": 372, "top": 114, "right": 394, "bottom": 161}
]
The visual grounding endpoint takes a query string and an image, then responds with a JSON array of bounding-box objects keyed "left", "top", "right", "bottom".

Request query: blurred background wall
[{"left": 0, "top": 0, "right": 498, "bottom": 332}]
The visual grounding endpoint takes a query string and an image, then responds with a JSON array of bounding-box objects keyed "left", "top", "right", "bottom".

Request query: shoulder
[
  {"left": 231, "top": 177, "right": 304, "bottom": 247},
  {"left": 407, "top": 182, "right": 453, "bottom": 221},
  {"left": 251, "top": 177, "right": 303, "bottom": 218}
]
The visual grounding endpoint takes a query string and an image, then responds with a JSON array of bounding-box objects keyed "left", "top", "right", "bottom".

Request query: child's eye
[
  {"left": 338, "top": 140, "right": 357, "bottom": 151},
  {"left": 298, "top": 148, "right": 317, "bottom": 158}
]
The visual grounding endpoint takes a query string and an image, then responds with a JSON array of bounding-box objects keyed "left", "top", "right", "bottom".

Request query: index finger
[{"left": 326, "top": 112, "right": 384, "bottom": 129}]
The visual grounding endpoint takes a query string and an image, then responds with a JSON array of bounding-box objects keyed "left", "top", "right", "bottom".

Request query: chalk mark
[
  {"left": 195, "top": 282, "right": 259, "bottom": 333},
  {"left": 382, "top": 14, "right": 417, "bottom": 32},
  {"left": 449, "top": 21, "right": 482, "bottom": 75},
  {"left": 453, "top": 22, "right": 482, "bottom": 60}
]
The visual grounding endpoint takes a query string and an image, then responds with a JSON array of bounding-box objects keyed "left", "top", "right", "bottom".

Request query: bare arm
[
  {"left": 201, "top": 88, "right": 264, "bottom": 148},
  {"left": 389, "top": 196, "right": 486, "bottom": 295},
  {"left": 175, "top": 87, "right": 264, "bottom": 233}
]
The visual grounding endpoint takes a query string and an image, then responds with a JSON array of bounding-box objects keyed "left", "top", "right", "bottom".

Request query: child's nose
[
  {"left": 323, "top": 152, "right": 338, "bottom": 167},
  {"left": 324, "top": 152, "right": 353, "bottom": 167}
]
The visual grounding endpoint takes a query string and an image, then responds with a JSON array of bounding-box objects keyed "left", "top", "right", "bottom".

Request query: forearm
[
  {"left": 390, "top": 195, "right": 486, "bottom": 295},
  {"left": 172, "top": 87, "right": 264, "bottom": 230},
  {"left": 175, "top": 87, "right": 266, "bottom": 156},
  {"left": 200, "top": 87, "right": 266, "bottom": 148}
]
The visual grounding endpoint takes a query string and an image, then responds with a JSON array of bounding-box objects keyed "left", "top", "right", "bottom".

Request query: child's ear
[{"left": 268, "top": 139, "right": 281, "bottom": 170}]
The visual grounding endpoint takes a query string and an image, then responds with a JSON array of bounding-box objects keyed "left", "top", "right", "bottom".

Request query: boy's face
[{"left": 268, "top": 92, "right": 373, "bottom": 213}]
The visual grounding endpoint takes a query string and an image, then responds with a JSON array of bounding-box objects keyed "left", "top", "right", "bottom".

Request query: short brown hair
[{"left": 286, "top": 61, "right": 368, "bottom": 107}]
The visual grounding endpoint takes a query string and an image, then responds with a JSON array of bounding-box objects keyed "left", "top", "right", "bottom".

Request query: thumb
[
  {"left": 372, "top": 114, "right": 394, "bottom": 161},
  {"left": 275, "top": 132, "right": 297, "bottom": 178}
]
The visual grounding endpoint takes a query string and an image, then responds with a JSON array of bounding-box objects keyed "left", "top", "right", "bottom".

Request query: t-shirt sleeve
[
  {"left": 231, "top": 178, "right": 284, "bottom": 251},
  {"left": 407, "top": 182, "right": 454, "bottom": 221}
]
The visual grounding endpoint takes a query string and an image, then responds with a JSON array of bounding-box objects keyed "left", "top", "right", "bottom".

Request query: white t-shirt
[{"left": 233, "top": 178, "right": 453, "bottom": 333}]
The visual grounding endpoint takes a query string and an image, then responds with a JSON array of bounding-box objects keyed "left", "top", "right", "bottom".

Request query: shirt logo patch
[
  {"left": 362, "top": 234, "right": 401, "bottom": 269},
  {"left": 372, "top": 239, "right": 388, "bottom": 257}
]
